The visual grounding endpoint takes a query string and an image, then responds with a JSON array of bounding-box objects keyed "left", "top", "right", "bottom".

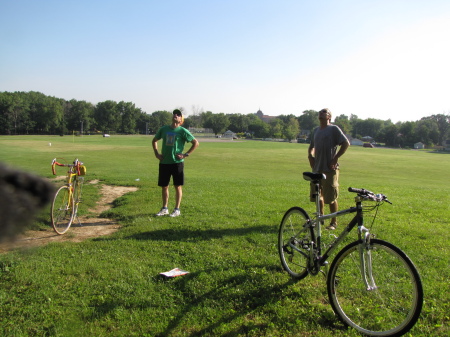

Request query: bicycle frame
[
  {"left": 307, "top": 177, "right": 376, "bottom": 288},
  {"left": 66, "top": 169, "right": 76, "bottom": 196},
  {"left": 314, "top": 207, "right": 359, "bottom": 264}
]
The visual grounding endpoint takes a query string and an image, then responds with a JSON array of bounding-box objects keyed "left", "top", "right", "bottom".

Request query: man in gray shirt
[{"left": 308, "top": 108, "right": 350, "bottom": 230}]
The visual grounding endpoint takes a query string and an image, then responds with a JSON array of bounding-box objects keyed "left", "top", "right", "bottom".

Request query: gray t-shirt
[{"left": 310, "top": 124, "right": 348, "bottom": 173}]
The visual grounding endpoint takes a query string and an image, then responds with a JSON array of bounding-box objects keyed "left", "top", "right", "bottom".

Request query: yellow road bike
[{"left": 50, "top": 158, "right": 86, "bottom": 234}]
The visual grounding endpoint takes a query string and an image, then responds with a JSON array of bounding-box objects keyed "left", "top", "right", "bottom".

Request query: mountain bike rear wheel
[
  {"left": 51, "top": 185, "right": 74, "bottom": 235},
  {"left": 278, "top": 207, "right": 313, "bottom": 280},
  {"left": 327, "top": 239, "right": 423, "bottom": 336}
]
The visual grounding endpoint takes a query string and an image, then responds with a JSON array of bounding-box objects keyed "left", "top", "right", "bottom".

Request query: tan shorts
[{"left": 310, "top": 170, "right": 339, "bottom": 204}]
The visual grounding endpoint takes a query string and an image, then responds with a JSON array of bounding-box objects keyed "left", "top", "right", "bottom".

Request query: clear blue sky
[{"left": 1, "top": 0, "right": 449, "bottom": 122}]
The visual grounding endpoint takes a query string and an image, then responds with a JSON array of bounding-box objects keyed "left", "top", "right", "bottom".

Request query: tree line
[{"left": 1, "top": 91, "right": 448, "bottom": 148}]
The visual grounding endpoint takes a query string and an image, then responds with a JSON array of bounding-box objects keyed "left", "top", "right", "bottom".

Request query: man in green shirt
[{"left": 152, "top": 109, "right": 199, "bottom": 217}]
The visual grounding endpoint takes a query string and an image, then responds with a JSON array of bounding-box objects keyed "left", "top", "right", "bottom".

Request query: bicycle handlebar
[
  {"left": 348, "top": 187, "right": 392, "bottom": 204},
  {"left": 348, "top": 187, "right": 370, "bottom": 195},
  {"left": 51, "top": 158, "right": 83, "bottom": 176}
]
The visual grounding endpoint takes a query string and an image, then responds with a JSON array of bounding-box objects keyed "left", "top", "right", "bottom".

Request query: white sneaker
[
  {"left": 169, "top": 209, "right": 181, "bottom": 217},
  {"left": 156, "top": 208, "right": 169, "bottom": 216}
]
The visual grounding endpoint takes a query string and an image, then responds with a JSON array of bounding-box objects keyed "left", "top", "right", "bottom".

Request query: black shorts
[{"left": 158, "top": 163, "right": 184, "bottom": 187}]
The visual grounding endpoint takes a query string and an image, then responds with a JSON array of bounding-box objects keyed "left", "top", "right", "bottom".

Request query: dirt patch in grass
[{"left": 0, "top": 180, "right": 138, "bottom": 253}]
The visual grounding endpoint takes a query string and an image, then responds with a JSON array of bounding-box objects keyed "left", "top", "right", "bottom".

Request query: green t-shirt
[{"left": 154, "top": 125, "right": 195, "bottom": 164}]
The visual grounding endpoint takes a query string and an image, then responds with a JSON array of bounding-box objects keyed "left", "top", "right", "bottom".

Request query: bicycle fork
[{"left": 358, "top": 226, "right": 378, "bottom": 291}]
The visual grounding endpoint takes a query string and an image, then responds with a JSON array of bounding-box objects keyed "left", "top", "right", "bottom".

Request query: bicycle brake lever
[{"left": 376, "top": 194, "right": 392, "bottom": 204}]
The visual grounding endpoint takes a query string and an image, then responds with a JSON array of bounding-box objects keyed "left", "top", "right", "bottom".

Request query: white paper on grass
[{"left": 159, "top": 268, "right": 189, "bottom": 277}]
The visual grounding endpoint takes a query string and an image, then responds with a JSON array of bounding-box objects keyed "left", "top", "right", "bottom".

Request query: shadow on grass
[
  {"left": 156, "top": 266, "right": 345, "bottom": 336},
  {"left": 88, "top": 226, "right": 347, "bottom": 334},
  {"left": 133, "top": 225, "right": 273, "bottom": 242},
  {"left": 85, "top": 264, "right": 346, "bottom": 336},
  {"left": 94, "top": 225, "right": 274, "bottom": 242}
]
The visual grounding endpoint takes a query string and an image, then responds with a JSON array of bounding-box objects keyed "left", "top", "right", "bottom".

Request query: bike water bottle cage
[{"left": 303, "top": 172, "right": 326, "bottom": 183}]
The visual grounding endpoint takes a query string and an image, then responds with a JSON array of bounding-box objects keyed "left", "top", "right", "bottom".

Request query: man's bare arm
[
  {"left": 152, "top": 137, "right": 163, "bottom": 161},
  {"left": 330, "top": 140, "right": 350, "bottom": 169}
]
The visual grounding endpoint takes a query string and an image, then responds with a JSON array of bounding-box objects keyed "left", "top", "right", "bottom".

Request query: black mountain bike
[{"left": 278, "top": 172, "right": 423, "bottom": 337}]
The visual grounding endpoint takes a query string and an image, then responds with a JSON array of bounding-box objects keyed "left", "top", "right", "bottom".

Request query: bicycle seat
[{"left": 303, "top": 172, "right": 326, "bottom": 182}]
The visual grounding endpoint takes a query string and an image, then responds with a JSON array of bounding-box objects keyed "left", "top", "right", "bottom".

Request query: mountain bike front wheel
[
  {"left": 327, "top": 239, "right": 423, "bottom": 337},
  {"left": 51, "top": 185, "right": 74, "bottom": 235},
  {"left": 278, "top": 207, "right": 313, "bottom": 280}
]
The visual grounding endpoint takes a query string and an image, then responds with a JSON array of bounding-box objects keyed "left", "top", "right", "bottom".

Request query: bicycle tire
[
  {"left": 278, "top": 207, "right": 313, "bottom": 279},
  {"left": 51, "top": 185, "right": 74, "bottom": 235},
  {"left": 327, "top": 239, "right": 423, "bottom": 337}
]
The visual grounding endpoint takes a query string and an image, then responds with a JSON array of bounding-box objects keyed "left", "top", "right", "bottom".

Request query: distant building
[
  {"left": 361, "top": 136, "right": 374, "bottom": 142},
  {"left": 255, "top": 109, "right": 276, "bottom": 123},
  {"left": 414, "top": 142, "right": 425, "bottom": 149},
  {"left": 347, "top": 136, "right": 363, "bottom": 146},
  {"left": 444, "top": 139, "right": 450, "bottom": 151},
  {"left": 223, "top": 130, "right": 237, "bottom": 138}
]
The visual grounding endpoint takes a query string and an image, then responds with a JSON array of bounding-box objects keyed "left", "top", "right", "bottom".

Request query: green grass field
[{"left": 0, "top": 135, "right": 448, "bottom": 337}]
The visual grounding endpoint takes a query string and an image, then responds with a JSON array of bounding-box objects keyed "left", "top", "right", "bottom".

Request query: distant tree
[
  {"left": 136, "top": 111, "right": 151, "bottom": 134},
  {"left": 349, "top": 114, "right": 361, "bottom": 138},
  {"left": 10, "top": 93, "right": 29, "bottom": 135},
  {"left": 228, "top": 113, "right": 250, "bottom": 133},
  {"left": 0, "top": 92, "right": 17, "bottom": 134},
  {"left": 148, "top": 111, "right": 172, "bottom": 134},
  {"left": 204, "top": 113, "right": 230, "bottom": 135},
  {"left": 398, "top": 121, "right": 416, "bottom": 147},
  {"left": 284, "top": 117, "right": 300, "bottom": 141},
  {"left": 117, "top": 101, "right": 140, "bottom": 134},
  {"left": 94, "top": 100, "right": 119, "bottom": 133},
  {"left": 334, "top": 114, "right": 351, "bottom": 135},
  {"left": 269, "top": 118, "right": 283, "bottom": 138},
  {"left": 66, "top": 99, "right": 95, "bottom": 134},
  {"left": 376, "top": 120, "right": 394, "bottom": 144},
  {"left": 248, "top": 116, "right": 270, "bottom": 138},
  {"left": 429, "top": 114, "right": 450, "bottom": 145},
  {"left": 32, "top": 95, "right": 64, "bottom": 134},
  {"left": 276, "top": 114, "right": 295, "bottom": 124},
  {"left": 189, "top": 105, "right": 204, "bottom": 128},
  {"left": 1, "top": 91, "right": 446, "bottom": 143},
  {"left": 181, "top": 117, "right": 192, "bottom": 129},
  {"left": 199, "top": 111, "right": 214, "bottom": 128},
  {"left": 351, "top": 118, "right": 385, "bottom": 141},
  {"left": 0, "top": 94, "right": 8, "bottom": 134},
  {"left": 415, "top": 118, "right": 439, "bottom": 146},
  {"left": 381, "top": 124, "right": 399, "bottom": 147},
  {"left": 298, "top": 110, "right": 319, "bottom": 133}
]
